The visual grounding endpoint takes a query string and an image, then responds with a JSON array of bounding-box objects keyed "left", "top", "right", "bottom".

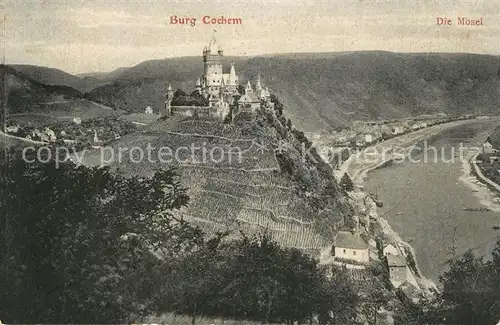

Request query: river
[{"left": 364, "top": 120, "right": 500, "bottom": 282}]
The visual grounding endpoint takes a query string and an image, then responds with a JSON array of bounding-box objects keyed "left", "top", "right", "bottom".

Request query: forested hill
[
  {"left": 3, "top": 65, "right": 83, "bottom": 114},
  {"left": 84, "top": 52, "right": 500, "bottom": 131}
]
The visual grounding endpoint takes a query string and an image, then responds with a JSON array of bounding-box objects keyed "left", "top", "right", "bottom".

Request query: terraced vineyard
[{"left": 81, "top": 113, "right": 351, "bottom": 252}]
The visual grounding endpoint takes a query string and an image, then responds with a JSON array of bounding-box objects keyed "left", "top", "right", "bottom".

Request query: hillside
[
  {"left": 85, "top": 52, "right": 500, "bottom": 131},
  {"left": 9, "top": 64, "right": 105, "bottom": 93},
  {"left": 3, "top": 65, "right": 123, "bottom": 123},
  {"left": 80, "top": 109, "right": 354, "bottom": 251}
]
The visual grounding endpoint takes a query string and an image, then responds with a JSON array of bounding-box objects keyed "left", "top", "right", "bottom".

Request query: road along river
[{"left": 361, "top": 119, "right": 500, "bottom": 282}]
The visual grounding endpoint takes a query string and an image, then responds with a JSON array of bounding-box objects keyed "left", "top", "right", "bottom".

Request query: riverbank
[
  {"left": 362, "top": 119, "right": 500, "bottom": 282},
  {"left": 340, "top": 122, "right": 483, "bottom": 291}
]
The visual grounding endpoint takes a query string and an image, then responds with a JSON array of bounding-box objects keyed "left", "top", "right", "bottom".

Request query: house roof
[
  {"left": 386, "top": 254, "right": 407, "bottom": 267},
  {"left": 334, "top": 231, "right": 368, "bottom": 250}
]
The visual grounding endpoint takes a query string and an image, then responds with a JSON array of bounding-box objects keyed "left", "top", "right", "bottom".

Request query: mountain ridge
[{"left": 7, "top": 51, "right": 500, "bottom": 131}]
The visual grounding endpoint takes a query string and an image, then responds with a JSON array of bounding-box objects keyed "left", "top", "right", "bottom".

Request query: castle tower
[
  {"left": 162, "top": 83, "right": 174, "bottom": 117},
  {"left": 256, "top": 74, "right": 262, "bottom": 92},
  {"left": 196, "top": 77, "right": 202, "bottom": 94},
  {"left": 203, "top": 34, "right": 223, "bottom": 96}
]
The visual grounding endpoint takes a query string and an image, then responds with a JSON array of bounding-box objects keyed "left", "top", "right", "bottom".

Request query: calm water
[{"left": 365, "top": 120, "right": 500, "bottom": 282}]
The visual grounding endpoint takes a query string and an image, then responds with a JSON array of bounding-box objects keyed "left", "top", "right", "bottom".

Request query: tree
[
  {"left": 340, "top": 173, "right": 354, "bottom": 192},
  {"left": 437, "top": 249, "right": 499, "bottom": 325},
  {"left": 0, "top": 149, "right": 198, "bottom": 323}
]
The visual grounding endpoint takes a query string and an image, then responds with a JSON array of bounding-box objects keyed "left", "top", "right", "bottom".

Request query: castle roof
[{"left": 334, "top": 231, "right": 368, "bottom": 250}]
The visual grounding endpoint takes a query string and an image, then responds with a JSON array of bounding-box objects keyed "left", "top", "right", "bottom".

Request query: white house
[
  {"left": 364, "top": 134, "right": 373, "bottom": 143},
  {"left": 145, "top": 106, "right": 153, "bottom": 114},
  {"left": 483, "top": 141, "right": 494, "bottom": 154},
  {"left": 332, "top": 231, "right": 369, "bottom": 263},
  {"left": 392, "top": 126, "right": 403, "bottom": 135},
  {"left": 383, "top": 244, "right": 400, "bottom": 256}
]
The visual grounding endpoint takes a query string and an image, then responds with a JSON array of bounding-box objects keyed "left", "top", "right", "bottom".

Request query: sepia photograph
[{"left": 1, "top": 0, "right": 500, "bottom": 324}]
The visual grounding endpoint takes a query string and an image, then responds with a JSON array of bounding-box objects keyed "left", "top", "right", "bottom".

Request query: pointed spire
[
  {"left": 256, "top": 73, "right": 262, "bottom": 91},
  {"left": 230, "top": 63, "right": 236, "bottom": 77},
  {"left": 196, "top": 77, "right": 201, "bottom": 87},
  {"left": 167, "top": 83, "right": 172, "bottom": 91}
]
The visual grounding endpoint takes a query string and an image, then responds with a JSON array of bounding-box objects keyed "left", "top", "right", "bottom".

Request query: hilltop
[
  {"left": 83, "top": 51, "right": 500, "bottom": 131},
  {"left": 3, "top": 65, "right": 123, "bottom": 127},
  {"left": 9, "top": 64, "right": 105, "bottom": 93},
  {"left": 80, "top": 108, "right": 354, "bottom": 251}
]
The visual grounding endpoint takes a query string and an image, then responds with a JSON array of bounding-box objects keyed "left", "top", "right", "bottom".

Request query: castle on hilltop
[{"left": 160, "top": 34, "right": 274, "bottom": 121}]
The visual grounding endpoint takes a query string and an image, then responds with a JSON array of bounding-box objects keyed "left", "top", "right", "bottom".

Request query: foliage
[
  {"left": 0, "top": 149, "right": 195, "bottom": 323},
  {"left": 404, "top": 240, "right": 500, "bottom": 325},
  {"left": 340, "top": 173, "right": 355, "bottom": 192},
  {"left": 161, "top": 233, "right": 360, "bottom": 324},
  {"left": 0, "top": 149, "right": 362, "bottom": 324}
]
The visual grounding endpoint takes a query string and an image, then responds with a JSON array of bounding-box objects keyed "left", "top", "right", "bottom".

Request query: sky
[{"left": 3, "top": 0, "right": 500, "bottom": 74}]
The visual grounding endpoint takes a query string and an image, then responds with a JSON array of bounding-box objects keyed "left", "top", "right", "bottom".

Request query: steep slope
[
  {"left": 9, "top": 64, "right": 105, "bottom": 92},
  {"left": 80, "top": 109, "right": 353, "bottom": 251},
  {"left": 85, "top": 52, "right": 500, "bottom": 131}
]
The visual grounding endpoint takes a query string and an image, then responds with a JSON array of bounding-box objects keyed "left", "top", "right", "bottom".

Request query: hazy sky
[{"left": 4, "top": 0, "right": 500, "bottom": 74}]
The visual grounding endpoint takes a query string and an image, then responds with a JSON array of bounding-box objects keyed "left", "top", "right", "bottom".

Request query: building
[
  {"left": 392, "top": 126, "right": 403, "bottom": 135},
  {"left": 364, "top": 134, "right": 373, "bottom": 143},
  {"left": 237, "top": 81, "right": 261, "bottom": 112},
  {"left": 145, "top": 106, "right": 153, "bottom": 114},
  {"left": 383, "top": 244, "right": 400, "bottom": 256},
  {"left": 483, "top": 141, "right": 494, "bottom": 154},
  {"left": 385, "top": 254, "right": 410, "bottom": 287},
  {"left": 197, "top": 35, "right": 239, "bottom": 101},
  {"left": 332, "top": 231, "right": 369, "bottom": 263},
  {"left": 163, "top": 34, "right": 273, "bottom": 121}
]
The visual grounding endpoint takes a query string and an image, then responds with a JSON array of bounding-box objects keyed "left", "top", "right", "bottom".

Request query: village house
[
  {"left": 332, "top": 231, "right": 369, "bottom": 263},
  {"left": 383, "top": 243, "right": 400, "bottom": 256},
  {"left": 385, "top": 254, "right": 410, "bottom": 287},
  {"left": 144, "top": 106, "right": 153, "bottom": 114},
  {"left": 483, "top": 141, "right": 494, "bottom": 154},
  {"left": 392, "top": 125, "right": 403, "bottom": 135}
]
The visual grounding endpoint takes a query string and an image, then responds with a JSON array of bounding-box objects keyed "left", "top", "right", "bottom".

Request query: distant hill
[
  {"left": 76, "top": 66, "right": 131, "bottom": 82},
  {"left": 3, "top": 65, "right": 122, "bottom": 121},
  {"left": 85, "top": 52, "right": 500, "bottom": 131},
  {"left": 9, "top": 64, "right": 105, "bottom": 92}
]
